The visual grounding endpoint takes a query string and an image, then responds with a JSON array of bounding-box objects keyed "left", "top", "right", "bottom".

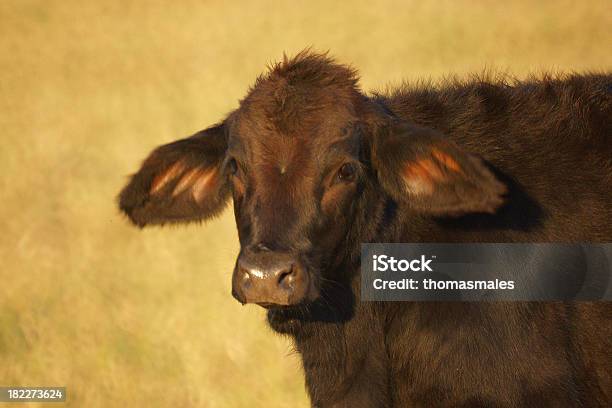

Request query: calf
[{"left": 118, "top": 51, "right": 611, "bottom": 407}]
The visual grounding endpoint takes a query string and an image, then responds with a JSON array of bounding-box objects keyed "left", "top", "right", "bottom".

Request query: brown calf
[{"left": 119, "top": 51, "right": 611, "bottom": 407}]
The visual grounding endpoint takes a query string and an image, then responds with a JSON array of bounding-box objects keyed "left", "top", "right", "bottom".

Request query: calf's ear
[
  {"left": 118, "top": 123, "right": 230, "bottom": 227},
  {"left": 371, "top": 122, "right": 506, "bottom": 216}
]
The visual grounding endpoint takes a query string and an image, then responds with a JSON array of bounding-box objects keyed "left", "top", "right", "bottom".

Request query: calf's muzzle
[{"left": 232, "top": 248, "right": 310, "bottom": 306}]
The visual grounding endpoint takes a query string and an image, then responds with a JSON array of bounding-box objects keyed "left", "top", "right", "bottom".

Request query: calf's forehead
[{"left": 228, "top": 105, "right": 359, "bottom": 166}]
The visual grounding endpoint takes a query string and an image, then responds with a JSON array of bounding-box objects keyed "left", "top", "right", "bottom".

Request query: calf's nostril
[{"left": 277, "top": 266, "right": 295, "bottom": 289}]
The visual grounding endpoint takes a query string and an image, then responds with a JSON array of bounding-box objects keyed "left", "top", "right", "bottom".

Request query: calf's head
[{"left": 118, "top": 51, "right": 505, "bottom": 308}]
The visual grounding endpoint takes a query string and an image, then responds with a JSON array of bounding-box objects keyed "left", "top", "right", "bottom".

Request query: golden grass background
[{"left": 0, "top": 1, "right": 610, "bottom": 407}]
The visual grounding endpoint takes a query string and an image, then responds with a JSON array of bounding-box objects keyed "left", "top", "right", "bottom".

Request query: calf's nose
[{"left": 232, "top": 251, "right": 308, "bottom": 306}]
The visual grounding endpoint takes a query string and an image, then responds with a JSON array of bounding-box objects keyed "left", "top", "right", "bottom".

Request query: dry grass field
[{"left": 0, "top": 1, "right": 610, "bottom": 407}]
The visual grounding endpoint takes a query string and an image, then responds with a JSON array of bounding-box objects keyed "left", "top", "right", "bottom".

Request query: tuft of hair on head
[{"left": 264, "top": 48, "right": 360, "bottom": 90}]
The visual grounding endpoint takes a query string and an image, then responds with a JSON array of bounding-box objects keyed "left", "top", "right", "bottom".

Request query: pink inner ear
[
  {"left": 150, "top": 161, "right": 186, "bottom": 194},
  {"left": 150, "top": 161, "right": 217, "bottom": 204},
  {"left": 431, "top": 148, "right": 463, "bottom": 174},
  {"left": 171, "top": 166, "right": 217, "bottom": 203},
  {"left": 191, "top": 168, "right": 217, "bottom": 204},
  {"left": 172, "top": 167, "right": 205, "bottom": 197},
  {"left": 403, "top": 159, "right": 438, "bottom": 195},
  {"left": 402, "top": 149, "right": 464, "bottom": 195}
]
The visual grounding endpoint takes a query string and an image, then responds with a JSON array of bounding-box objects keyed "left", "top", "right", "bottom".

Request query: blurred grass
[{"left": 0, "top": 0, "right": 610, "bottom": 407}]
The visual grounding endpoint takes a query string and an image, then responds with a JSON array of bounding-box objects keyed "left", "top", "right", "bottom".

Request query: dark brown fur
[{"left": 118, "top": 51, "right": 612, "bottom": 407}]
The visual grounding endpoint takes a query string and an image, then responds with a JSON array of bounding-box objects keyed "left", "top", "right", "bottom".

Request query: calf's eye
[{"left": 337, "top": 163, "right": 357, "bottom": 182}]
